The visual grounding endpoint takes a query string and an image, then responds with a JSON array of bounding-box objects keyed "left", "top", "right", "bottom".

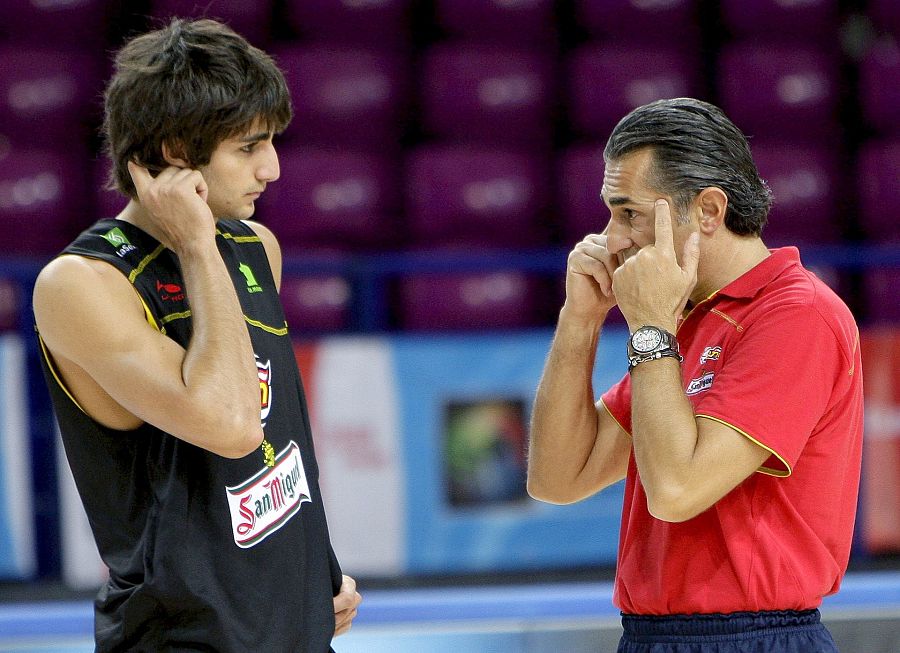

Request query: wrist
[
  {"left": 627, "top": 325, "right": 681, "bottom": 373},
  {"left": 559, "top": 303, "right": 608, "bottom": 331},
  {"left": 625, "top": 316, "right": 677, "bottom": 335}
]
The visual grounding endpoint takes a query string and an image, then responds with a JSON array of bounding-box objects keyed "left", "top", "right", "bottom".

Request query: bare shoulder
[
  {"left": 242, "top": 219, "right": 281, "bottom": 254},
  {"left": 34, "top": 255, "right": 133, "bottom": 305},
  {"left": 242, "top": 219, "right": 282, "bottom": 288},
  {"left": 33, "top": 255, "right": 143, "bottom": 352}
]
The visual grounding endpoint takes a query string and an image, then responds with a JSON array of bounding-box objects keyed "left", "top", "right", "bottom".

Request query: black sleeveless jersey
[{"left": 38, "top": 219, "right": 342, "bottom": 652}]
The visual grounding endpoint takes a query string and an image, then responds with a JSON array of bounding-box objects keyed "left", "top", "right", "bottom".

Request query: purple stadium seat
[
  {"left": 751, "top": 143, "right": 839, "bottom": 245},
  {"left": 557, "top": 143, "right": 608, "bottom": 245},
  {"left": 93, "top": 157, "right": 128, "bottom": 219},
  {"left": 280, "top": 274, "right": 352, "bottom": 332},
  {"left": 398, "top": 268, "right": 539, "bottom": 330},
  {"left": 150, "top": 0, "right": 274, "bottom": 46},
  {"left": 0, "top": 0, "right": 113, "bottom": 46},
  {"left": 859, "top": 38, "right": 900, "bottom": 136},
  {"left": 721, "top": 0, "right": 838, "bottom": 43},
  {"left": 273, "top": 46, "right": 407, "bottom": 151},
  {"left": 568, "top": 44, "right": 701, "bottom": 139},
  {"left": 857, "top": 140, "right": 900, "bottom": 242},
  {"left": 870, "top": 0, "right": 900, "bottom": 36},
  {"left": 435, "top": 0, "right": 556, "bottom": 45},
  {"left": 284, "top": 0, "right": 411, "bottom": 48},
  {"left": 0, "top": 147, "right": 85, "bottom": 255},
  {"left": 0, "top": 47, "right": 102, "bottom": 149},
  {"left": 863, "top": 268, "right": 900, "bottom": 324},
  {"left": 406, "top": 145, "right": 548, "bottom": 247},
  {"left": 0, "top": 278, "right": 21, "bottom": 332},
  {"left": 421, "top": 44, "right": 554, "bottom": 147},
  {"left": 575, "top": 0, "right": 698, "bottom": 43},
  {"left": 718, "top": 44, "right": 838, "bottom": 142},
  {"left": 257, "top": 148, "right": 398, "bottom": 251}
]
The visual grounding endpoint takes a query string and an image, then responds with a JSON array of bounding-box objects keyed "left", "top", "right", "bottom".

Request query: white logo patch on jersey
[
  {"left": 256, "top": 355, "right": 273, "bottom": 425},
  {"left": 225, "top": 441, "right": 311, "bottom": 549}
]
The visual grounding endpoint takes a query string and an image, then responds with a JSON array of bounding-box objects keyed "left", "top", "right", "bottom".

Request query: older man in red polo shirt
[{"left": 527, "top": 98, "right": 863, "bottom": 653}]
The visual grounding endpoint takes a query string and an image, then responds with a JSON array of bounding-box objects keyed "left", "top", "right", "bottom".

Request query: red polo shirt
[{"left": 601, "top": 247, "right": 863, "bottom": 615}]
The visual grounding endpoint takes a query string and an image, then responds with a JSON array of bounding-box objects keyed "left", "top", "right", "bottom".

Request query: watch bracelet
[{"left": 628, "top": 348, "right": 683, "bottom": 372}]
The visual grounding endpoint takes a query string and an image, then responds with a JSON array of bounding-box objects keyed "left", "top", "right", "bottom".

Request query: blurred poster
[
  {"left": 444, "top": 398, "right": 529, "bottom": 507},
  {"left": 860, "top": 327, "right": 900, "bottom": 553},
  {"left": 0, "top": 334, "right": 35, "bottom": 579}
]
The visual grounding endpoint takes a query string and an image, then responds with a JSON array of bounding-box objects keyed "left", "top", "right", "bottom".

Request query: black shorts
[{"left": 618, "top": 609, "right": 838, "bottom": 653}]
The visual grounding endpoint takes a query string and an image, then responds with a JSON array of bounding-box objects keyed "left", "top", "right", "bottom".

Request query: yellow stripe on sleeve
[
  {"left": 244, "top": 316, "right": 289, "bottom": 336},
  {"left": 128, "top": 244, "right": 166, "bottom": 283},
  {"left": 598, "top": 398, "right": 632, "bottom": 438},
  {"left": 696, "top": 414, "right": 791, "bottom": 477},
  {"left": 37, "top": 334, "right": 88, "bottom": 415}
]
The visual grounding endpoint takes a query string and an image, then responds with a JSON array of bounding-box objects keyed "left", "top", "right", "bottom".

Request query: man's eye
[
  {"left": 241, "top": 143, "right": 257, "bottom": 153},
  {"left": 623, "top": 209, "right": 636, "bottom": 221}
]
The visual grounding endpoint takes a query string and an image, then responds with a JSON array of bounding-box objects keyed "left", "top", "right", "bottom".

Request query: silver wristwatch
[{"left": 627, "top": 325, "right": 682, "bottom": 372}]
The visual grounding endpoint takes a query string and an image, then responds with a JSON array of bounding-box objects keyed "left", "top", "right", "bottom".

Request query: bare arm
[
  {"left": 34, "top": 164, "right": 263, "bottom": 458},
  {"left": 527, "top": 309, "right": 631, "bottom": 504},
  {"left": 612, "top": 200, "right": 769, "bottom": 522},
  {"left": 629, "top": 358, "right": 769, "bottom": 521},
  {"left": 527, "top": 233, "right": 632, "bottom": 504}
]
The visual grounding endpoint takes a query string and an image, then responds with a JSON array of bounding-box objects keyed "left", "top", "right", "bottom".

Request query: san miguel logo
[
  {"left": 225, "top": 440, "right": 311, "bottom": 549},
  {"left": 156, "top": 280, "right": 185, "bottom": 302},
  {"left": 700, "top": 346, "right": 722, "bottom": 365},
  {"left": 686, "top": 371, "right": 715, "bottom": 396}
]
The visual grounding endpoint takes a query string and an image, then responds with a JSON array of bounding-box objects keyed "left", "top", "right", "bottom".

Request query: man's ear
[
  {"left": 696, "top": 187, "right": 728, "bottom": 235},
  {"left": 161, "top": 140, "right": 191, "bottom": 169}
]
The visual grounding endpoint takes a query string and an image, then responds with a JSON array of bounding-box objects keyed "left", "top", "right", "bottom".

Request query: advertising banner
[
  {"left": 860, "top": 328, "right": 900, "bottom": 553},
  {"left": 299, "top": 328, "right": 630, "bottom": 576},
  {"left": 0, "top": 334, "right": 35, "bottom": 580}
]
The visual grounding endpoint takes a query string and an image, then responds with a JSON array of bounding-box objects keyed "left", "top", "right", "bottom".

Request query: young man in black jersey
[{"left": 33, "top": 18, "right": 360, "bottom": 652}]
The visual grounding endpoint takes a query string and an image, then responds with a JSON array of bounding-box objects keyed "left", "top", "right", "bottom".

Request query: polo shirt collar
[{"left": 709, "top": 246, "right": 801, "bottom": 301}]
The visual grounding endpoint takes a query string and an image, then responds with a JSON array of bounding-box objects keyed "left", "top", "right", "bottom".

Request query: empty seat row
[
  {"left": 3, "top": 39, "right": 899, "bottom": 158},
  {"left": 5, "top": 1, "right": 898, "bottom": 49},
  {"left": 5, "top": 138, "right": 898, "bottom": 257}
]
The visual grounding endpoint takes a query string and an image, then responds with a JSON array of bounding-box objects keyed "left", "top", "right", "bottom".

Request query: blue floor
[{"left": 2, "top": 571, "right": 899, "bottom": 653}]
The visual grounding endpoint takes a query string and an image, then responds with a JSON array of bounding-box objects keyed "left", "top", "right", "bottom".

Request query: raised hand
[
  {"left": 127, "top": 160, "right": 216, "bottom": 254},
  {"left": 564, "top": 230, "right": 621, "bottom": 324},
  {"left": 612, "top": 199, "right": 700, "bottom": 332}
]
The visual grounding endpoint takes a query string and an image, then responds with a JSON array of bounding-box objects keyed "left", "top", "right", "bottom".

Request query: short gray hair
[{"left": 604, "top": 98, "right": 772, "bottom": 236}]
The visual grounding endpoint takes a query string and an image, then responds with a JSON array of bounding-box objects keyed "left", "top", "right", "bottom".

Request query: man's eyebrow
[
  {"left": 238, "top": 132, "right": 271, "bottom": 143},
  {"left": 601, "top": 193, "right": 631, "bottom": 207}
]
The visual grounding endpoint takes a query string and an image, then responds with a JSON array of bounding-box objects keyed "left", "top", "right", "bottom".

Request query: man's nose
[
  {"left": 605, "top": 222, "right": 633, "bottom": 255},
  {"left": 258, "top": 144, "right": 280, "bottom": 183}
]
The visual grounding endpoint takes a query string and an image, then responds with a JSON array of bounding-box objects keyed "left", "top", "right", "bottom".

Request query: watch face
[{"left": 632, "top": 327, "right": 663, "bottom": 353}]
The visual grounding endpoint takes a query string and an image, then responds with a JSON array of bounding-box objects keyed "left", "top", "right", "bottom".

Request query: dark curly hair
[{"left": 103, "top": 18, "right": 292, "bottom": 199}]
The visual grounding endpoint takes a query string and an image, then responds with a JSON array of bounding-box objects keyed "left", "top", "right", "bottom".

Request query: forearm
[
  {"left": 179, "top": 242, "right": 263, "bottom": 450},
  {"left": 528, "top": 307, "right": 609, "bottom": 502},
  {"left": 630, "top": 357, "right": 699, "bottom": 520}
]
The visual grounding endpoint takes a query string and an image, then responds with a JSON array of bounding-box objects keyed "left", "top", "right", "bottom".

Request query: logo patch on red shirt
[
  {"left": 686, "top": 371, "right": 715, "bottom": 395},
  {"left": 699, "top": 346, "right": 722, "bottom": 364}
]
